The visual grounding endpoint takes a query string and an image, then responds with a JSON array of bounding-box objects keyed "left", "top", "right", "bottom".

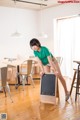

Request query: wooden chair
[
  {"left": 16, "top": 60, "right": 35, "bottom": 90},
  {"left": 0, "top": 67, "right": 13, "bottom": 102}
]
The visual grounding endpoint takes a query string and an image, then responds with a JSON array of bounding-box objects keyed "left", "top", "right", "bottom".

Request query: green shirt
[{"left": 34, "top": 46, "right": 53, "bottom": 65}]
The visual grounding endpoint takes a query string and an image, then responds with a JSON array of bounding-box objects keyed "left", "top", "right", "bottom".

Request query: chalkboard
[{"left": 41, "top": 74, "right": 56, "bottom": 96}]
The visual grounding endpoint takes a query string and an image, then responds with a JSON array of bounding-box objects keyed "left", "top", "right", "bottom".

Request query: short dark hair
[{"left": 30, "top": 38, "right": 41, "bottom": 48}]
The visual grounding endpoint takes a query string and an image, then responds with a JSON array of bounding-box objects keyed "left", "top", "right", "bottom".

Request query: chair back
[
  {"left": 56, "top": 57, "right": 63, "bottom": 66},
  {"left": 20, "top": 60, "right": 33, "bottom": 75},
  {"left": 1, "top": 67, "right": 7, "bottom": 87},
  {"left": 27, "top": 60, "right": 33, "bottom": 75}
]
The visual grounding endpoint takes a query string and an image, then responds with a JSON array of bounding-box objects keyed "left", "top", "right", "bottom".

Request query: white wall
[
  {"left": 38, "top": 3, "right": 80, "bottom": 54},
  {"left": 0, "top": 6, "right": 39, "bottom": 60},
  {"left": 0, "top": 4, "right": 80, "bottom": 61}
]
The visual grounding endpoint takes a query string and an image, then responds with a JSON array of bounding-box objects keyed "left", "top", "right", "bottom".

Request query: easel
[{"left": 40, "top": 74, "right": 59, "bottom": 105}]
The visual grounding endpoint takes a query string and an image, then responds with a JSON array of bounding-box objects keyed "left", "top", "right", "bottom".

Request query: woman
[{"left": 30, "top": 38, "right": 70, "bottom": 101}]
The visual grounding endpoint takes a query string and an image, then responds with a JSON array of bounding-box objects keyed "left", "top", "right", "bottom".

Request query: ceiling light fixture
[
  {"left": 11, "top": 0, "right": 21, "bottom": 37},
  {"left": 39, "top": 0, "right": 48, "bottom": 39}
]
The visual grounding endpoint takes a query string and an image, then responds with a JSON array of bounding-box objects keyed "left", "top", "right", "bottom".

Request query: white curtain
[{"left": 54, "top": 16, "right": 80, "bottom": 78}]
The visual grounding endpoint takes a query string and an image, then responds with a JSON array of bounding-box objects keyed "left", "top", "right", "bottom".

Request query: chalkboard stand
[{"left": 40, "top": 74, "right": 59, "bottom": 104}]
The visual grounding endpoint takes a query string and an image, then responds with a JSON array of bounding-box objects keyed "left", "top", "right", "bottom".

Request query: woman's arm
[{"left": 34, "top": 57, "right": 44, "bottom": 76}]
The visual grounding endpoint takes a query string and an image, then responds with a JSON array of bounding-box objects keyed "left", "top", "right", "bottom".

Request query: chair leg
[
  {"left": 26, "top": 76, "right": 28, "bottom": 84},
  {"left": 75, "top": 85, "right": 79, "bottom": 101},
  {"left": 22, "top": 75, "right": 26, "bottom": 91},
  {"left": 3, "top": 86, "right": 6, "bottom": 97},
  {"left": 75, "top": 71, "right": 80, "bottom": 101},
  {"left": 6, "top": 84, "right": 13, "bottom": 103},
  {"left": 70, "top": 70, "right": 76, "bottom": 95},
  {"left": 30, "top": 75, "right": 35, "bottom": 88},
  {"left": 15, "top": 78, "right": 20, "bottom": 89},
  {"left": 15, "top": 74, "right": 21, "bottom": 89}
]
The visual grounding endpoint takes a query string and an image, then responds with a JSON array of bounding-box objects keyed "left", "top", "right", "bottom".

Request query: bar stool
[{"left": 70, "top": 61, "right": 80, "bottom": 101}]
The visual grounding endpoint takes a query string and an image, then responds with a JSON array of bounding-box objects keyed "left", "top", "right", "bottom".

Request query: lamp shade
[{"left": 11, "top": 30, "right": 21, "bottom": 37}]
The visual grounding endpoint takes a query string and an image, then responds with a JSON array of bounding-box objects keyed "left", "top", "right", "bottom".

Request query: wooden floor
[{"left": 0, "top": 75, "right": 80, "bottom": 120}]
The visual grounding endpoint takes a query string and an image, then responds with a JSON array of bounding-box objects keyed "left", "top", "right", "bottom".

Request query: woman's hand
[
  {"left": 40, "top": 71, "right": 45, "bottom": 78},
  {"left": 51, "top": 67, "right": 59, "bottom": 76}
]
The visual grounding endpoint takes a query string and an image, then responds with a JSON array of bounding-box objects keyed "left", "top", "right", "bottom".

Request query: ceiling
[{"left": 0, "top": 0, "right": 61, "bottom": 10}]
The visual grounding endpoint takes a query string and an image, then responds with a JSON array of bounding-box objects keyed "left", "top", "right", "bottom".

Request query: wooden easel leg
[{"left": 56, "top": 78, "right": 59, "bottom": 99}]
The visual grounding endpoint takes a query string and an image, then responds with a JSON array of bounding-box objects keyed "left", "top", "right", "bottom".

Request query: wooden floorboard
[{"left": 0, "top": 76, "right": 80, "bottom": 120}]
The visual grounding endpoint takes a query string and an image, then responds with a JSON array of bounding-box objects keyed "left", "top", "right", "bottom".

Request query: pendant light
[
  {"left": 11, "top": 0, "right": 21, "bottom": 37},
  {"left": 38, "top": 0, "right": 48, "bottom": 39}
]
